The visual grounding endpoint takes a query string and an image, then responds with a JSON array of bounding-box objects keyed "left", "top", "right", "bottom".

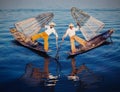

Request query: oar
[
  {"left": 55, "top": 41, "right": 63, "bottom": 60},
  {"left": 56, "top": 39, "right": 58, "bottom": 50},
  {"left": 50, "top": 40, "right": 63, "bottom": 78}
]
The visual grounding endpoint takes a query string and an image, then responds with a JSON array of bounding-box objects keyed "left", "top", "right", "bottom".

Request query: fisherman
[
  {"left": 62, "top": 23, "right": 87, "bottom": 54},
  {"left": 31, "top": 22, "right": 58, "bottom": 52}
]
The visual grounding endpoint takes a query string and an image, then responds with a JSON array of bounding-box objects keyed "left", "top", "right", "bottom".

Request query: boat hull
[{"left": 10, "top": 28, "right": 49, "bottom": 58}]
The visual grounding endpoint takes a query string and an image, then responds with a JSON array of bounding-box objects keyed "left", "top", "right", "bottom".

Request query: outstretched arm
[
  {"left": 53, "top": 29, "right": 58, "bottom": 40},
  {"left": 74, "top": 22, "right": 81, "bottom": 32},
  {"left": 62, "top": 30, "right": 68, "bottom": 41}
]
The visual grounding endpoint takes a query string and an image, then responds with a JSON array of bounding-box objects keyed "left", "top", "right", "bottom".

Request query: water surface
[{"left": 0, "top": 8, "right": 120, "bottom": 92}]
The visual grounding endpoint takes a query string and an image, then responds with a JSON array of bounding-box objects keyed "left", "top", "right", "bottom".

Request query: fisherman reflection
[
  {"left": 68, "top": 57, "right": 103, "bottom": 90},
  {"left": 68, "top": 58, "right": 87, "bottom": 81},
  {"left": 20, "top": 57, "right": 58, "bottom": 87}
]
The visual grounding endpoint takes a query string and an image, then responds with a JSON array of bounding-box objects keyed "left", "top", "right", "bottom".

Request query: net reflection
[{"left": 20, "top": 57, "right": 58, "bottom": 87}]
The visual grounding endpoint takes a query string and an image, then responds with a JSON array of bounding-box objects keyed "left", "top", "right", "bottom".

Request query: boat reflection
[
  {"left": 68, "top": 57, "right": 103, "bottom": 91},
  {"left": 20, "top": 57, "right": 58, "bottom": 87}
]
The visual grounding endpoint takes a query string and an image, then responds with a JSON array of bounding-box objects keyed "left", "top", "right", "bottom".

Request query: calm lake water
[{"left": 0, "top": 8, "right": 120, "bottom": 92}]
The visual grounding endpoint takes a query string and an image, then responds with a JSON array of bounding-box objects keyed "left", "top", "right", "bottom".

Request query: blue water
[{"left": 0, "top": 8, "right": 120, "bottom": 92}]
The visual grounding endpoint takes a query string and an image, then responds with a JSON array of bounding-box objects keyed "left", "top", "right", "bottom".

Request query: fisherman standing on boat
[
  {"left": 31, "top": 22, "right": 58, "bottom": 52},
  {"left": 62, "top": 23, "right": 87, "bottom": 54}
]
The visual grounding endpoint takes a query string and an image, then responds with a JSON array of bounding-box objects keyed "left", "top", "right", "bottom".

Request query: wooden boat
[
  {"left": 68, "top": 7, "right": 114, "bottom": 58},
  {"left": 10, "top": 12, "right": 54, "bottom": 57}
]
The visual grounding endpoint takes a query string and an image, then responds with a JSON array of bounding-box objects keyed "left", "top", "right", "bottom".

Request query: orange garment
[
  {"left": 31, "top": 32, "right": 49, "bottom": 51},
  {"left": 70, "top": 35, "right": 87, "bottom": 53}
]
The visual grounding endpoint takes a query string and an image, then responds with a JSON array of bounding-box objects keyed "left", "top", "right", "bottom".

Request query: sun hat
[
  {"left": 49, "top": 22, "right": 56, "bottom": 26},
  {"left": 69, "top": 23, "right": 74, "bottom": 27}
]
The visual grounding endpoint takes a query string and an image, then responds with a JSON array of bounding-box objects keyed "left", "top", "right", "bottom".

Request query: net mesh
[
  {"left": 15, "top": 13, "right": 54, "bottom": 37},
  {"left": 71, "top": 7, "right": 104, "bottom": 41}
]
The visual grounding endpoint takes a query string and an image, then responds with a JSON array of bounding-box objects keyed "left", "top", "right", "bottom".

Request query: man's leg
[
  {"left": 43, "top": 33, "right": 49, "bottom": 52},
  {"left": 31, "top": 33, "right": 43, "bottom": 41},
  {"left": 74, "top": 36, "right": 87, "bottom": 47},
  {"left": 70, "top": 36, "right": 76, "bottom": 53},
  {"left": 32, "top": 32, "right": 49, "bottom": 51}
]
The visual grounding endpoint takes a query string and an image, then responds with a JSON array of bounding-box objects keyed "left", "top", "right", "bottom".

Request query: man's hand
[
  {"left": 62, "top": 37, "right": 64, "bottom": 42},
  {"left": 56, "top": 37, "right": 58, "bottom": 41},
  {"left": 77, "top": 22, "right": 81, "bottom": 28}
]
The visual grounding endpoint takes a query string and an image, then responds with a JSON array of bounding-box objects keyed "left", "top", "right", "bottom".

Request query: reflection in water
[
  {"left": 20, "top": 57, "right": 58, "bottom": 87},
  {"left": 68, "top": 58, "right": 103, "bottom": 91},
  {"left": 20, "top": 56, "right": 103, "bottom": 92}
]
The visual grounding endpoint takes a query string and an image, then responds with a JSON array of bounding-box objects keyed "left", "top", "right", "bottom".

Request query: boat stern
[
  {"left": 103, "top": 29, "right": 114, "bottom": 39},
  {"left": 108, "top": 29, "right": 114, "bottom": 35}
]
